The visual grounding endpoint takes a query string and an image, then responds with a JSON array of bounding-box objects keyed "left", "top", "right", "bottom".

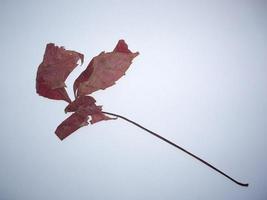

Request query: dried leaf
[
  {"left": 56, "top": 96, "right": 113, "bottom": 140},
  {"left": 64, "top": 95, "right": 96, "bottom": 113},
  {"left": 36, "top": 40, "right": 138, "bottom": 140},
  {"left": 73, "top": 40, "right": 139, "bottom": 97},
  {"left": 36, "top": 43, "right": 84, "bottom": 102},
  {"left": 55, "top": 111, "right": 89, "bottom": 140}
]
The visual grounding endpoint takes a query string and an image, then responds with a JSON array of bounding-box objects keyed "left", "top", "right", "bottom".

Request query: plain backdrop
[{"left": 0, "top": 0, "right": 266, "bottom": 199}]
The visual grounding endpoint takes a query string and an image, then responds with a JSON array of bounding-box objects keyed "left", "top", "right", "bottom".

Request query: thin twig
[{"left": 102, "top": 111, "right": 249, "bottom": 187}]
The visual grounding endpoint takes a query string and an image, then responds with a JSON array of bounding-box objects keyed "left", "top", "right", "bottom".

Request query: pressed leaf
[
  {"left": 55, "top": 111, "right": 89, "bottom": 140},
  {"left": 36, "top": 43, "right": 84, "bottom": 102},
  {"left": 73, "top": 40, "right": 139, "bottom": 97},
  {"left": 64, "top": 95, "right": 96, "bottom": 113},
  {"left": 56, "top": 96, "right": 113, "bottom": 140}
]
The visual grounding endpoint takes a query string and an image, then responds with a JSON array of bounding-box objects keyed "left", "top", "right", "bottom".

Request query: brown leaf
[
  {"left": 36, "top": 43, "right": 84, "bottom": 102},
  {"left": 73, "top": 40, "right": 139, "bottom": 97}
]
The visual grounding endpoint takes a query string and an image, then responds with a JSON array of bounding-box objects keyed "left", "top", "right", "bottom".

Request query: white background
[{"left": 0, "top": 0, "right": 266, "bottom": 199}]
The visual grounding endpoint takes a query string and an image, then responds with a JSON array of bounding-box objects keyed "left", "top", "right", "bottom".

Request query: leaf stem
[{"left": 102, "top": 111, "right": 249, "bottom": 187}]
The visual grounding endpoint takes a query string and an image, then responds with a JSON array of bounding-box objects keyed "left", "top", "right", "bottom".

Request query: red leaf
[
  {"left": 55, "top": 96, "right": 113, "bottom": 140},
  {"left": 36, "top": 40, "right": 137, "bottom": 140},
  {"left": 36, "top": 43, "right": 84, "bottom": 102},
  {"left": 64, "top": 95, "right": 96, "bottom": 113},
  {"left": 55, "top": 111, "right": 89, "bottom": 140},
  {"left": 73, "top": 40, "right": 139, "bottom": 97}
]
